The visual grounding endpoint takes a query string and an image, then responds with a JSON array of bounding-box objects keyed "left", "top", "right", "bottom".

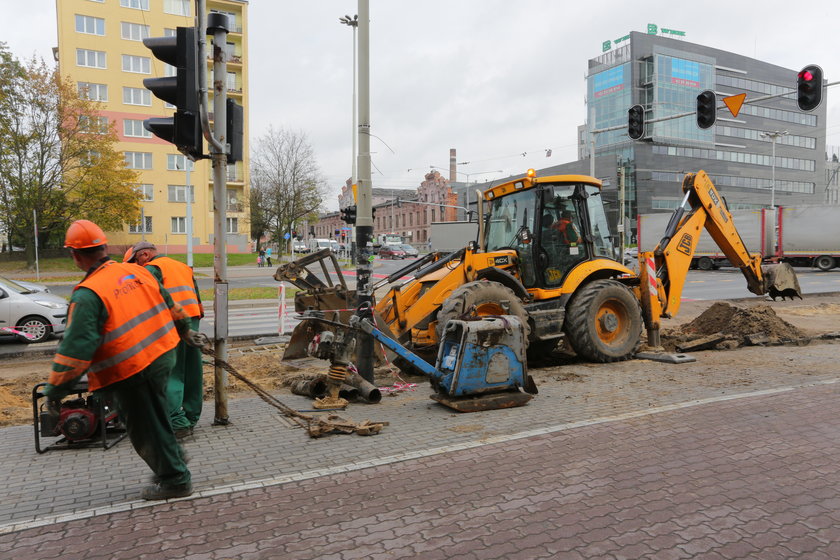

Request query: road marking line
[{"left": 3, "top": 377, "right": 839, "bottom": 535}]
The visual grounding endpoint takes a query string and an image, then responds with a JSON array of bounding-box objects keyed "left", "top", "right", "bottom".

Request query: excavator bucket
[
  {"left": 761, "top": 263, "right": 802, "bottom": 301},
  {"left": 282, "top": 310, "right": 395, "bottom": 365}
]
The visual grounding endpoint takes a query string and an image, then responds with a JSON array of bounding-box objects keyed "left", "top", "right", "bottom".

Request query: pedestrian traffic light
[
  {"left": 627, "top": 104, "right": 645, "bottom": 140},
  {"left": 340, "top": 205, "right": 357, "bottom": 224},
  {"left": 142, "top": 27, "right": 203, "bottom": 159},
  {"left": 797, "top": 65, "right": 823, "bottom": 112},
  {"left": 696, "top": 90, "right": 716, "bottom": 129}
]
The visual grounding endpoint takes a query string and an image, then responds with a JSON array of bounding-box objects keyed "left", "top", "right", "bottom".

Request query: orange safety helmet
[
  {"left": 64, "top": 220, "right": 107, "bottom": 249},
  {"left": 122, "top": 247, "right": 135, "bottom": 263}
]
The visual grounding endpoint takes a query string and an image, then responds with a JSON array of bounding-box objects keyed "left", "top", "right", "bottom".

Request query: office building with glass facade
[{"left": 579, "top": 31, "right": 826, "bottom": 225}]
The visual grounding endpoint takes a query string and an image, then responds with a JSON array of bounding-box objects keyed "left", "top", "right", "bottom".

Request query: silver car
[{"left": 0, "top": 277, "right": 68, "bottom": 343}]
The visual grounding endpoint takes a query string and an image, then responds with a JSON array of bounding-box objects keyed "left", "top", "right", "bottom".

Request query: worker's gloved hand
[
  {"left": 46, "top": 398, "right": 62, "bottom": 419},
  {"left": 183, "top": 330, "right": 210, "bottom": 349}
]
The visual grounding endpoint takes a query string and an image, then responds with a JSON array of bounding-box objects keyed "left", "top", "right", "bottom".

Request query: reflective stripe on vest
[
  {"left": 76, "top": 260, "right": 180, "bottom": 391},
  {"left": 149, "top": 256, "right": 202, "bottom": 318}
]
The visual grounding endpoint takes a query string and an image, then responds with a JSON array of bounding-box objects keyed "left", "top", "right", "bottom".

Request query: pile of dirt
[
  {"left": 661, "top": 302, "right": 807, "bottom": 352},
  {"left": 684, "top": 302, "right": 804, "bottom": 339}
]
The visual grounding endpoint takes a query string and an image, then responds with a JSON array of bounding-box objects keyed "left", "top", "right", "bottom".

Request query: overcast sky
[{"left": 6, "top": 0, "right": 840, "bottom": 210}]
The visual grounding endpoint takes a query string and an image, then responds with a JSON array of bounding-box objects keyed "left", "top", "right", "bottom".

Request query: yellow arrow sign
[{"left": 723, "top": 93, "right": 747, "bottom": 118}]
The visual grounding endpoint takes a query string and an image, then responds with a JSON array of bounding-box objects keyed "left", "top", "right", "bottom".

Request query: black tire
[
  {"left": 564, "top": 279, "right": 642, "bottom": 363},
  {"left": 436, "top": 281, "right": 531, "bottom": 344},
  {"left": 15, "top": 315, "right": 52, "bottom": 344},
  {"left": 697, "top": 257, "right": 714, "bottom": 271},
  {"left": 815, "top": 255, "right": 835, "bottom": 272},
  {"left": 526, "top": 338, "right": 559, "bottom": 362}
]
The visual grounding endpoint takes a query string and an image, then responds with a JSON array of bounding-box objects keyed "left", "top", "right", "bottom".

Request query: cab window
[{"left": 484, "top": 190, "right": 537, "bottom": 287}]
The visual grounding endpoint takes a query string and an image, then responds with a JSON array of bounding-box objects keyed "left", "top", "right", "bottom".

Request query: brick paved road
[{"left": 3, "top": 381, "right": 839, "bottom": 559}]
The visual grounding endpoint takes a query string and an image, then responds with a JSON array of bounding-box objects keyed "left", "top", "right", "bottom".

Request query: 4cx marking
[{"left": 677, "top": 233, "right": 693, "bottom": 255}]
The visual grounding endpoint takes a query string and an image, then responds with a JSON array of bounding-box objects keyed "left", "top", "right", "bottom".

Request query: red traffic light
[
  {"left": 797, "top": 64, "right": 823, "bottom": 112},
  {"left": 798, "top": 70, "right": 814, "bottom": 82}
]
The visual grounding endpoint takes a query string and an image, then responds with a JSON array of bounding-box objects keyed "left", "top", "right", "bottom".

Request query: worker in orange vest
[
  {"left": 126, "top": 241, "right": 204, "bottom": 439},
  {"left": 44, "top": 220, "right": 207, "bottom": 500},
  {"left": 551, "top": 210, "right": 581, "bottom": 244}
]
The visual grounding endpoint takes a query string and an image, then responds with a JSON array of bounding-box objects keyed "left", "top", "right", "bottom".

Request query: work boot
[
  {"left": 141, "top": 482, "right": 193, "bottom": 501},
  {"left": 174, "top": 426, "right": 193, "bottom": 440}
]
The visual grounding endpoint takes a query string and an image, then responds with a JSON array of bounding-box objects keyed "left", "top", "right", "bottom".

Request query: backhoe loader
[{"left": 276, "top": 169, "right": 800, "bottom": 368}]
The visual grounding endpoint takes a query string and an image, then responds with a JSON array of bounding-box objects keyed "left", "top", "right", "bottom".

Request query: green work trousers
[
  {"left": 100, "top": 349, "right": 190, "bottom": 486},
  {"left": 167, "top": 316, "right": 204, "bottom": 430}
]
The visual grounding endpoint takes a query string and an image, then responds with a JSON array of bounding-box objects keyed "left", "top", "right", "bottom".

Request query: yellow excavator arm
[{"left": 638, "top": 170, "right": 801, "bottom": 347}]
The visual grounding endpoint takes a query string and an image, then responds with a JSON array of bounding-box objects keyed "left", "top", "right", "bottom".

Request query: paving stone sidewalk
[
  {"left": 3, "top": 380, "right": 840, "bottom": 559},
  {"left": 0, "top": 341, "right": 838, "bottom": 558}
]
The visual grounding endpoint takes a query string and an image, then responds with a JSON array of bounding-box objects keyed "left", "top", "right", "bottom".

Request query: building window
[
  {"left": 121, "top": 22, "right": 150, "bottom": 41},
  {"left": 164, "top": 63, "right": 177, "bottom": 77},
  {"left": 171, "top": 217, "right": 187, "bottom": 234},
  {"left": 75, "top": 15, "right": 105, "bottom": 36},
  {"left": 226, "top": 72, "right": 238, "bottom": 91},
  {"left": 123, "top": 119, "right": 151, "bottom": 138},
  {"left": 79, "top": 115, "right": 109, "bottom": 134},
  {"left": 134, "top": 184, "right": 154, "bottom": 201},
  {"left": 124, "top": 152, "right": 152, "bottom": 169},
  {"left": 168, "top": 185, "right": 194, "bottom": 203},
  {"left": 76, "top": 48, "right": 106, "bottom": 69},
  {"left": 123, "top": 87, "right": 151, "bottom": 106},
  {"left": 167, "top": 154, "right": 194, "bottom": 171},
  {"left": 122, "top": 55, "right": 150, "bottom": 74},
  {"left": 226, "top": 217, "right": 238, "bottom": 234},
  {"left": 163, "top": 28, "right": 176, "bottom": 37},
  {"left": 120, "top": 0, "right": 149, "bottom": 9},
  {"left": 78, "top": 82, "right": 108, "bottom": 101},
  {"left": 163, "top": 0, "right": 190, "bottom": 16},
  {"left": 129, "top": 216, "right": 152, "bottom": 233}
]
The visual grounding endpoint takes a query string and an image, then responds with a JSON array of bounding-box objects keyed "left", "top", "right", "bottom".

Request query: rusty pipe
[
  {"left": 346, "top": 370, "right": 382, "bottom": 404},
  {"left": 290, "top": 377, "right": 328, "bottom": 399}
]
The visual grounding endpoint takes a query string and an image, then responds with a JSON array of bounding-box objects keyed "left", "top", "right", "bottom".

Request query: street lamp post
[
  {"left": 760, "top": 130, "right": 788, "bottom": 209},
  {"left": 340, "top": 14, "right": 359, "bottom": 254}
]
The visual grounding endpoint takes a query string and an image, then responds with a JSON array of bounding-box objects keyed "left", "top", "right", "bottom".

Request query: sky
[{"left": 5, "top": 0, "right": 840, "bottom": 211}]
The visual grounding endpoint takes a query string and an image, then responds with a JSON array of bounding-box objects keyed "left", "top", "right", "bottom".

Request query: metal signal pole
[{"left": 354, "top": 0, "right": 375, "bottom": 383}]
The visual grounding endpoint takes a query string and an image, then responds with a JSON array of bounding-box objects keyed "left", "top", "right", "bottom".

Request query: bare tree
[
  {"left": 0, "top": 49, "right": 140, "bottom": 265},
  {"left": 250, "top": 127, "right": 327, "bottom": 252}
]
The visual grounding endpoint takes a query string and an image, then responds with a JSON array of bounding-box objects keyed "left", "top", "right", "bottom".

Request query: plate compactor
[{"left": 354, "top": 315, "right": 538, "bottom": 412}]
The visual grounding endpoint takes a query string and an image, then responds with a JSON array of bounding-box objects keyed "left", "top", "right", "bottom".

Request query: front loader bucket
[
  {"left": 282, "top": 311, "right": 396, "bottom": 366},
  {"left": 761, "top": 263, "right": 802, "bottom": 301}
]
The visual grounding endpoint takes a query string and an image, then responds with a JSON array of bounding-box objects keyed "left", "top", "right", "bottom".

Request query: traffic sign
[
  {"left": 283, "top": 232, "right": 291, "bottom": 240},
  {"left": 723, "top": 93, "right": 746, "bottom": 118}
]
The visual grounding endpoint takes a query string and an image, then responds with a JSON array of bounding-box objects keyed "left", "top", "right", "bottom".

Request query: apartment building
[{"left": 55, "top": 0, "right": 249, "bottom": 253}]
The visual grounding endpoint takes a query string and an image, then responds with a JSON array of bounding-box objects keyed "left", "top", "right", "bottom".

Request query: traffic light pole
[
  {"left": 199, "top": 5, "right": 232, "bottom": 425},
  {"left": 354, "top": 0, "right": 375, "bottom": 384}
]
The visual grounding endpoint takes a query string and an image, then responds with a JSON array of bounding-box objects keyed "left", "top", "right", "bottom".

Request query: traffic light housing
[
  {"left": 340, "top": 205, "right": 357, "bottom": 224},
  {"left": 226, "top": 99, "right": 243, "bottom": 163},
  {"left": 797, "top": 65, "right": 823, "bottom": 112},
  {"left": 628, "top": 104, "right": 645, "bottom": 140},
  {"left": 142, "top": 27, "right": 203, "bottom": 159},
  {"left": 696, "top": 90, "right": 716, "bottom": 129}
]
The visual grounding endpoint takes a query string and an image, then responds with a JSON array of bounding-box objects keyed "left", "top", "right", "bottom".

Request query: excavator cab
[{"left": 483, "top": 179, "right": 618, "bottom": 290}]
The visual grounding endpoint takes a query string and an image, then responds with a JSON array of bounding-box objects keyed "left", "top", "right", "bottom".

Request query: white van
[{"left": 307, "top": 238, "right": 333, "bottom": 253}]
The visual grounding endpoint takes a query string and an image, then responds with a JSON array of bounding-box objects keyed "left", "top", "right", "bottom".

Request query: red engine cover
[{"left": 58, "top": 408, "right": 98, "bottom": 441}]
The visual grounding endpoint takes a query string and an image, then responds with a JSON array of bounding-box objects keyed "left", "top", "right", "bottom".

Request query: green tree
[
  {"left": 0, "top": 50, "right": 140, "bottom": 266},
  {"left": 250, "top": 127, "right": 327, "bottom": 254}
]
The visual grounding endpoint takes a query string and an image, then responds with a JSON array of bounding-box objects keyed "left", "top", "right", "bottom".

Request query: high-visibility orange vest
[
  {"left": 147, "top": 256, "right": 202, "bottom": 318},
  {"left": 76, "top": 260, "right": 180, "bottom": 391}
]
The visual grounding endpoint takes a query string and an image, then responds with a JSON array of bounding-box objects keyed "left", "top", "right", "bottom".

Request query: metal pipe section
[
  {"left": 476, "top": 189, "right": 485, "bottom": 253},
  {"left": 353, "top": 0, "right": 375, "bottom": 384},
  {"left": 210, "top": 14, "right": 230, "bottom": 425}
]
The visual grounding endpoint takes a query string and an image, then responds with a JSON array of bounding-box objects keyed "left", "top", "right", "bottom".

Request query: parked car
[
  {"left": 398, "top": 244, "right": 419, "bottom": 258},
  {"left": 0, "top": 277, "right": 68, "bottom": 343},
  {"left": 0, "top": 274, "right": 50, "bottom": 293},
  {"left": 292, "top": 241, "right": 308, "bottom": 253},
  {"left": 378, "top": 246, "right": 407, "bottom": 260}
]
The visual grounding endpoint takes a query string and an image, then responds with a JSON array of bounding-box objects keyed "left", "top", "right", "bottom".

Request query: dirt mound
[{"left": 683, "top": 302, "right": 804, "bottom": 340}]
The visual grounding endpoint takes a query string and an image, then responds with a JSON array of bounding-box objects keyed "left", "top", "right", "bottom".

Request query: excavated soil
[{"left": 659, "top": 302, "right": 808, "bottom": 352}]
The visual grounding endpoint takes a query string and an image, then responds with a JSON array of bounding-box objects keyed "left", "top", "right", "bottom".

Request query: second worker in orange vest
[{"left": 126, "top": 241, "right": 205, "bottom": 440}]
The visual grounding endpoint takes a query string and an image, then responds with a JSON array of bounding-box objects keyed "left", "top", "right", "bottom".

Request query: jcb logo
[{"left": 677, "top": 233, "right": 693, "bottom": 255}]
